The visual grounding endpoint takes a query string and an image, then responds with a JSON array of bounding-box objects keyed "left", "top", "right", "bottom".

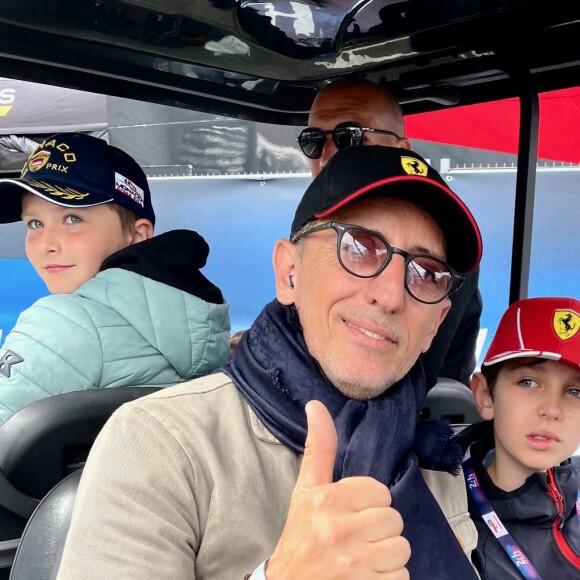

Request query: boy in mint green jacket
[{"left": 0, "top": 132, "right": 230, "bottom": 426}]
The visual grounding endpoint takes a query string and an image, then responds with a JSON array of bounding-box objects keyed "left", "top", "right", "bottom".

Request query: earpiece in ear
[{"left": 289, "top": 275, "right": 294, "bottom": 288}]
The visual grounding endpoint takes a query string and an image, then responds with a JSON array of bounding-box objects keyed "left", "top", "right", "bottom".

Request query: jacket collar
[{"left": 248, "top": 404, "right": 283, "bottom": 445}]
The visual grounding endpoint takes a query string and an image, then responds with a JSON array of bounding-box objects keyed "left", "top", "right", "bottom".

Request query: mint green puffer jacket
[{"left": 0, "top": 266, "right": 230, "bottom": 426}]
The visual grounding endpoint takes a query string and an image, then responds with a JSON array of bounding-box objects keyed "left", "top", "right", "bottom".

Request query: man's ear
[
  {"left": 420, "top": 298, "right": 451, "bottom": 353},
  {"left": 471, "top": 372, "right": 495, "bottom": 420},
  {"left": 398, "top": 137, "right": 413, "bottom": 151},
  {"left": 273, "top": 238, "right": 297, "bottom": 305},
  {"left": 128, "top": 219, "right": 154, "bottom": 245}
]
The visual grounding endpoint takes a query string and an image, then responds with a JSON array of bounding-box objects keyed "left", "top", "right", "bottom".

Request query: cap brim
[
  {"left": 0, "top": 178, "right": 112, "bottom": 224},
  {"left": 483, "top": 350, "right": 580, "bottom": 369},
  {"left": 483, "top": 350, "right": 544, "bottom": 365},
  {"left": 315, "top": 175, "right": 482, "bottom": 273}
]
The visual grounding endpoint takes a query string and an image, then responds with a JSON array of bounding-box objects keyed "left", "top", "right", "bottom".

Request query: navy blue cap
[
  {"left": 290, "top": 146, "right": 482, "bottom": 273},
  {"left": 0, "top": 132, "right": 155, "bottom": 225}
]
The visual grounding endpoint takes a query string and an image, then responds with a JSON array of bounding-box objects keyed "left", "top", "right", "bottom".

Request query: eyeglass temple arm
[
  {"left": 366, "top": 127, "right": 403, "bottom": 140},
  {"left": 450, "top": 274, "right": 466, "bottom": 294}
]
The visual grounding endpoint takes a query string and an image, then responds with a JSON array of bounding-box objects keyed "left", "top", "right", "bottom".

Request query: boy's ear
[
  {"left": 273, "top": 238, "right": 297, "bottom": 305},
  {"left": 471, "top": 372, "right": 495, "bottom": 421},
  {"left": 129, "top": 219, "right": 154, "bottom": 245}
]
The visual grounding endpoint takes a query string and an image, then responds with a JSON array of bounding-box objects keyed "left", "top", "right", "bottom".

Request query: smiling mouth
[
  {"left": 44, "top": 265, "right": 73, "bottom": 274},
  {"left": 344, "top": 319, "right": 396, "bottom": 343}
]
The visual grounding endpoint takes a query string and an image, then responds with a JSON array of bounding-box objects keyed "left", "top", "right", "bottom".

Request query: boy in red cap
[{"left": 461, "top": 297, "right": 580, "bottom": 579}]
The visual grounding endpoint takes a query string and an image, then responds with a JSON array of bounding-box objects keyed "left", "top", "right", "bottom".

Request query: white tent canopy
[{"left": 0, "top": 77, "right": 107, "bottom": 135}]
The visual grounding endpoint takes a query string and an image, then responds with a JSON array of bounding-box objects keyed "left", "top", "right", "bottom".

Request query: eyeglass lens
[
  {"left": 332, "top": 124, "right": 364, "bottom": 149},
  {"left": 339, "top": 227, "right": 452, "bottom": 303},
  {"left": 299, "top": 123, "right": 365, "bottom": 159}
]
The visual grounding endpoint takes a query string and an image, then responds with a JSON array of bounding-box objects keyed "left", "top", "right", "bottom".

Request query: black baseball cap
[
  {"left": 0, "top": 132, "right": 155, "bottom": 225},
  {"left": 290, "top": 146, "right": 482, "bottom": 273}
]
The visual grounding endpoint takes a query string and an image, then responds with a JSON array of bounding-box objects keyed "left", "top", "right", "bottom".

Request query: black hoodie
[{"left": 100, "top": 229, "right": 223, "bottom": 304}]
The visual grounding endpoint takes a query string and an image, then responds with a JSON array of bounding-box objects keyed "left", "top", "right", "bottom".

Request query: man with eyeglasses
[
  {"left": 57, "top": 146, "right": 480, "bottom": 579},
  {"left": 298, "top": 77, "right": 483, "bottom": 391}
]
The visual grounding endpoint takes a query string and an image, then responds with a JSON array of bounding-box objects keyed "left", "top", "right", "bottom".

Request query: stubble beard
[{"left": 317, "top": 349, "right": 409, "bottom": 401}]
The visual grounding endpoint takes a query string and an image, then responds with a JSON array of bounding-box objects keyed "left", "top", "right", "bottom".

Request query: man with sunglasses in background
[
  {"left": 298, "top": 77, "right": 483, "bottom": 391},
  {"left": 58, "top": 145, "right": 480, "bottom": 579}
]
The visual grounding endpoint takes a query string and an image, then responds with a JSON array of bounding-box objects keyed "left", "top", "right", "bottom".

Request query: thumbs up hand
[{"left": 266, "top": 401, "right": 411, "bottom": 579}]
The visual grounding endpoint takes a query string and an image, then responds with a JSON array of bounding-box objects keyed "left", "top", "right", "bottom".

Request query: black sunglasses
[
  {"left": 297, "top": 121, "right": 403, "bottom": 159},
  {"left": 291, "top": 222, "right": 464, "bottom": 304}
]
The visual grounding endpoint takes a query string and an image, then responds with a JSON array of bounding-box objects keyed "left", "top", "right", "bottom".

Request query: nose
[
  {"left": 361, "top": 254, "right": 407, "bottom": 312},
  {"left": 38, "top": 227, "right": 61, "bottom": 255},
  {"left": 537, "top": 391, "right": 563, "bottom": 421}
]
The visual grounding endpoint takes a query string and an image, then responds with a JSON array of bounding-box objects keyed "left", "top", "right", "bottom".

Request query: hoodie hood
[{"left": 100, "top": 229, "right": 224, "bottom": 304}]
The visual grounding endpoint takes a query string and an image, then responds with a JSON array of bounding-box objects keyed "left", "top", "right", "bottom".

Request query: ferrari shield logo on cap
[
  {"left": 27, "top": 149, "right": 51, "bottom": 173},
  {"left": 401, "top": 156, "right": 428, "bottom": 177},
  {"left": 553, "top": 309, "right": 580, "bottom": 340}
]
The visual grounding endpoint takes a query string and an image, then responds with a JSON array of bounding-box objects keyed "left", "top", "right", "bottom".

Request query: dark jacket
[
  {"left": 459, "top": 422, "right": 580, "bottom": 579},
  {"left": 421, "top": 267, "right": 482, "bottom": 389}
]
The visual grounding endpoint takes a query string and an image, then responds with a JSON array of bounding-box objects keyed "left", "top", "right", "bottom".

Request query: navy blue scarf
[{"left": 223, "top": 300, "right": 477, "bottom": 578}]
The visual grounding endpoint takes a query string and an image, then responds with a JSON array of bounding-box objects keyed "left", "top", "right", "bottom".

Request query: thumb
[{"left": 296, "top": 400, "right": 338, "bottom": 489}]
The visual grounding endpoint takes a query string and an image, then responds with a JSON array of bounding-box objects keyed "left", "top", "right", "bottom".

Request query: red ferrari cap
[
  {"left": 290, "top": 146, "right": 482, "bottom": 273},
  {"left": 483, "top": 297, "right": 580, "bottom": 369}
]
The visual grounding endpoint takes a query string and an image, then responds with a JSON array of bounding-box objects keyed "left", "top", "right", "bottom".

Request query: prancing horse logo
[
  {"left": 553, "top": 309, "right": 580, "bottom": 340},
  {"left": 401, "top": 156, "right": 428, "bottom": 177}
]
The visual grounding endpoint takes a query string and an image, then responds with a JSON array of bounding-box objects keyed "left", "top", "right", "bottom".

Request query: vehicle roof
[{"left": 1, "top": 0, "right": 580, "bottom": 123}]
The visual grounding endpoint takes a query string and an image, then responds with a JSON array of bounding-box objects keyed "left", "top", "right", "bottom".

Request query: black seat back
[
  {"left": 0, "top": 387, "right": 159, "bottom": 558},
  {"left": 9, "top": 469, "right": 82, "bottom": 580},
  {"left": 0, "top": 387, "right": 159, "bottom": 501},
  {"left": 423, "top": 377, "right": 482, "bottom": 424}
]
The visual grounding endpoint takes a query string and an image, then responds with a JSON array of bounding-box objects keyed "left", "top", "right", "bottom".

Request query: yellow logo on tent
[
  {"left": 553, "top": 310, "right": 580, "bottom": 340},
  {"left": 401, "top": 156, "right": 428, "bottom": 176},
  {"left": 0, "top": 88, "right": 15, "bottom": 116}
]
